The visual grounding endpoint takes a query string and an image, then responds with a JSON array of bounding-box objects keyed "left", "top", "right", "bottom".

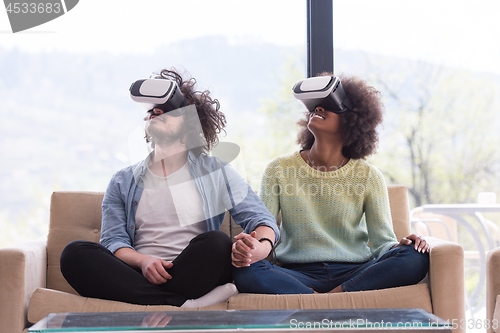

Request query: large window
[
  {"left": 0, "top": 0, "right": 306, "bottom": 247},
  {"left": 331, "top": 0, "right": 500, "bottom": 321}
]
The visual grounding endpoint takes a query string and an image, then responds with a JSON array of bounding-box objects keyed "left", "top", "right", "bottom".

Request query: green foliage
[
  {"left": 258, "top": 55, "right": 305, "bottom": 159},
  {"left": 366, "top": 61, "right": 500, "bottom": 206},
  {"left": 230, "top": 53, "right": 306, "bottom": 191},
  {"left": 237, "top": 51, "right": 500, "bottom": 208},
  {"left": 0, "top": 187, "right": 49, "bottom": 248}
]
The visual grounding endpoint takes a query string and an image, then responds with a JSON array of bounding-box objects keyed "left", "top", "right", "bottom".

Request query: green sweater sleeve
[
  {"left": 363, "top": 167, "right": 399, "bottom": 258},
  {"left": 258, "top": 158, "right": 281, "bottom": 220}
]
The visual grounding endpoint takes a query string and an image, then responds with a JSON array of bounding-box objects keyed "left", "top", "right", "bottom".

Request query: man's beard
[{"left": 146, "top": 122, "right": 184, "bottom": 147}]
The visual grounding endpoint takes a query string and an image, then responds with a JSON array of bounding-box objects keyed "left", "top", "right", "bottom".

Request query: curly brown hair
[
  {"left": 145, "top": 68, "right": 226, "bottom": 154},
  {"left": 296, "top": 73, "right": 384, "bottom": 159}
]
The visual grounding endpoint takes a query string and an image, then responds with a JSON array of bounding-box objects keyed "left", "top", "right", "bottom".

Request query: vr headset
[
  {"left": 130, "top": 78, "right": 187, "bottom": 112},
  {"left": 292, "top": 76, "right": 352, "bottom": 114}
]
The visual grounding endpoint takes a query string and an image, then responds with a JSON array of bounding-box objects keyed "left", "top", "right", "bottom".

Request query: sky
[{"left": 1, "top": 0, "right": 499, "bottom": 75}]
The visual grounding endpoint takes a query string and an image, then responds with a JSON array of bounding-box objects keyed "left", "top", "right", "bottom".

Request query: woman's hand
[
  {"left": 231, "top": 231, "right": 273, "bottom": 268},
  {"left": 394, "top": 233, "right": 430, "bottom": 253}
]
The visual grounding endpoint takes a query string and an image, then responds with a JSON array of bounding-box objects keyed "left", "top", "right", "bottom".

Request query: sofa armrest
[
  {"left": 0, "top": 240, "right": 47, "bottom": 333},
  {"left": 487, "top": 247, "right": 500, "bottom": 333},
  {"left": 426, "top": 236, "right": 465, "bottom": 333}
]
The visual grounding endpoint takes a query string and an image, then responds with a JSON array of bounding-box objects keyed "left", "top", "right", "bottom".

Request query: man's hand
[
  {"left": 232, "top": 231, "right": 272, "bottom": 268},
  {"left": 140, "top": 256, "right": 173, "bottom": 285},
  {"left": 114, "top": 247, "right": 173, "bottom": 285},
  {"left": 141, "top": 312, "right": 172, "bottom": 327}
]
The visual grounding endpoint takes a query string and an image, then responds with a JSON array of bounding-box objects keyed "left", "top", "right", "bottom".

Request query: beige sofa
[
  {"left": 487, "top": 247, "right": 500, "bottom": 333},
  {"left": 0, "top": 185, "right": 465, "bottom": 333}
]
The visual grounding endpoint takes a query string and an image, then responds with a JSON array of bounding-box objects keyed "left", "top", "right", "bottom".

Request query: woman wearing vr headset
[
  {"left": 232, "top": 74, "right": 429, "bottom": 295},
  {"left": 60, "top": 69, "right": 279, "bottom": 308}
]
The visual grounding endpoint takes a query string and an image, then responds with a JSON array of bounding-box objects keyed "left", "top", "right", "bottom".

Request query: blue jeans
[{"left": 232, "top": 245, "right": 429, "bottom": 294}]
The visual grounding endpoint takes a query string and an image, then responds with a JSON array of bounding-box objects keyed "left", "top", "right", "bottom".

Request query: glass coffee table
[{"left": 28, "top": 309, "right": 451, "bottom": 332}]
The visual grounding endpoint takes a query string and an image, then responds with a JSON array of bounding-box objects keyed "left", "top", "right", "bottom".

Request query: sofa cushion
[
  {"left": 46, "top": 186, "right": 410, "bottom": 294},
  {"left": 47, "top": 192, "right": 104, "bottom": 294},
  {"left": 494, "top": 295, "right": 500, "bottom": 333},
  {"left": 28, "top": 288, "right": 227, "bottom": 324},
  {"left": 386, "top": 185, "right": 410, "bottom": 240},
  {"left": 29, "top": 284, "right": 432, "bottom": 325},
  {"left": 228, "top": 284, "right": 432, "bottom": 313}
]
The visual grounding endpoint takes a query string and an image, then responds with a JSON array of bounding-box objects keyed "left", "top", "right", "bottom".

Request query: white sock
[{"left": 181, "top": 283, "right": 238, "bottom": 308}]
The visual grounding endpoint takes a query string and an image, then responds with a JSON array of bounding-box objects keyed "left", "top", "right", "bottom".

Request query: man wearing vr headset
[
  {"left": 60, "top": 69, "right": 279, "bottom": 308},
  {"left": 232, "top": 74, "right": 429, "bottom": 295}
]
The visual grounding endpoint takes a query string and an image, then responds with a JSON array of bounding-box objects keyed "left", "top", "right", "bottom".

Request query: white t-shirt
[{"left": 134, "top": 162, "right": 207, "bottom": 262}]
